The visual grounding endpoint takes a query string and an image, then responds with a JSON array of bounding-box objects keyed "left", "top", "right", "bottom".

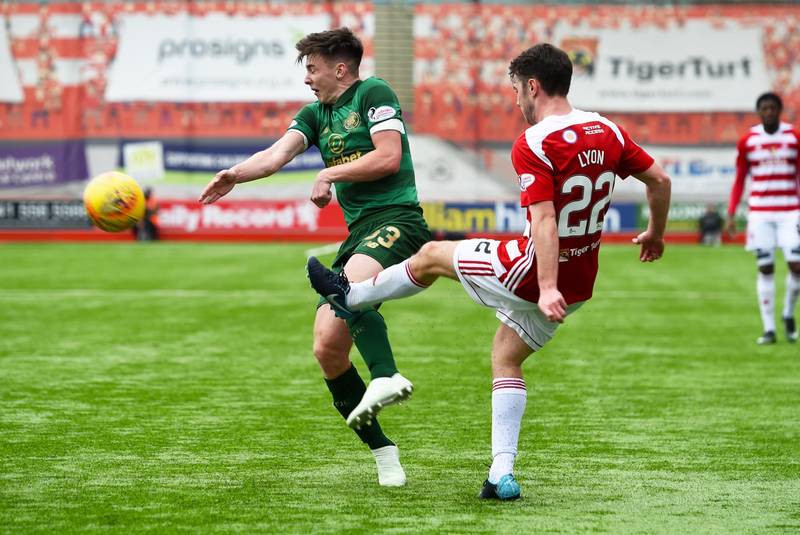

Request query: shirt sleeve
[
  {"left": 617, "top": 126, "right": 655, "bottom": 178},
  {"left": 727, "top": 135, "right": 749, "bottom": 216},
  {"left": 511, "top": 133, "right": 556, "bottom": 207},
  {"left": 361, "top": 80, "right": 405, "bottom": 135},
  {"left": 288, "top": 104, "right": 318, "bottom": 149}
]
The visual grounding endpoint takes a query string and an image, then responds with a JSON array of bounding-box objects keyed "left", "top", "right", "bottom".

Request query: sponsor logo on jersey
[
  {"left": 582, "top": 124, "right": 604, "bottom": 135},
  {"left": 518, "top": 173, "right": 535, "bottom": 191},
  {"left": 326, "top": 151, "right": 363, "bottom": 167},
  {"left": 367, "top": 105, "right": 396, "bottom": 122},
  {"left": 560, "top": 239, "right": 601, "bottom": 262},
  {"left": 343, "top": 111, "right": 361, "bottom": 131},
  {"left": 562, "top": 130, "right": 577, "bottom": 144},
  {"left": 328, "top": 133, "right": 344, "bottom": 154}
]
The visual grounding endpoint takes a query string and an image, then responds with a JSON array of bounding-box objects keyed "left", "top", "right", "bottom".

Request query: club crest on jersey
[
  {"left": 343, "top": 111, "right": 361, "bottom": 131},
  {"left": 328, "top": 133, "right": 344, "bottom": 154},
  {"left": 562, "top": 130, "right": 578, "bottom": 144},
  {"left": 367, "top": 106, "right": 396, "bottom": 122},
  {"left": 518, "top": 173, "right": 535, "bottom": 191}
]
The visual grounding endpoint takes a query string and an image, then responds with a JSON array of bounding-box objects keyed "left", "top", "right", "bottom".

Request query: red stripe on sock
[
  {"left": 405, "top": 262, "right": 429, "bottom": 288},
  {"left": 492, "top": 379, "right": 526, "bottom": 391}
]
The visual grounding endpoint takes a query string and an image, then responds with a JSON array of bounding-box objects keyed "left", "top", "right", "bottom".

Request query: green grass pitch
[{"left": 1, "top": 242, "right": 798, "bottom": 533}]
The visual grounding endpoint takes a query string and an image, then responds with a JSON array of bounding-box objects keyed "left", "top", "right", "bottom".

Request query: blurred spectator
[
  {"left": 134, "top": 187, "right": 160, "bottom": 241},
  {"left": 699, "top": 203, "right": 723, "bottom": 246}
]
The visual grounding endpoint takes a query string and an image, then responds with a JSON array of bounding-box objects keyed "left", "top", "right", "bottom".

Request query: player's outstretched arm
[
  {"left": 632, "top": 162, "right": 672, "bottom": 262},
  {"left": 530, "top": 201, "right": 567, "bottom": 322},
  {"left": 199, "top": 131, "right": 306, "bottom": 204}
]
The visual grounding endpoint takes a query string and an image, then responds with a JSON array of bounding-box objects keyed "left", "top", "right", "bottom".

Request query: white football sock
[
  {"left": 782, "top": 273, "right": 800, "bottom": 319},
  {"left": 371, "top": 445, "right": 406, "bottom": 487},
  {"left": 488, "top": 378, "right": 526, "bottom": 484},
  {"left": 347, "top": 259, "right": 429, "bottom": 308},
  {"left": 757, "top": 272, "right": 776, "bottom": 333}
]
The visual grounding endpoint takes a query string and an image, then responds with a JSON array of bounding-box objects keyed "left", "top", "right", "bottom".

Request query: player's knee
[
  {"left": 414, "top": 241, "right": 449, "bottom": 275},
  {"left": 312, "top": 338, "right": 349, "bottom": 374}
]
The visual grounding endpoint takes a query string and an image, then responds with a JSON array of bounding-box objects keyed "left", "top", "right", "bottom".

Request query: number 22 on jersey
[{"left": 558, "top": 170, "right": 615, "bottom": 238}]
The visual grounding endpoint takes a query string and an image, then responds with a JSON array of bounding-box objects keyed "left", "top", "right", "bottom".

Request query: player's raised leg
[
  {"left": 478, "top": 323, "right": 531, "bottom": 501},
  {"left": 308, "top": 241, "right": 459, "bottom": 312}
]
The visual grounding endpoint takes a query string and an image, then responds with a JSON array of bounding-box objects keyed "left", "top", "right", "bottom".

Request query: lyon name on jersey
[{"left": 503, "top": 109, "right": 654, "bottom": 305}]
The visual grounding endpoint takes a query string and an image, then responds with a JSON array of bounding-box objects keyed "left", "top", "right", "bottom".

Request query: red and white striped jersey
[
  {"left": 728, "top": 122, "right": 800, "bottom": 215},
  {"left": 497, "top": 109, "right": 654, "bottom": 305}
]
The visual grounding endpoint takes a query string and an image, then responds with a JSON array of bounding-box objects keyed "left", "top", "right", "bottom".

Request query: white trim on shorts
[{"left": 452, "top": 238, "right": 585, "bottom": 350}]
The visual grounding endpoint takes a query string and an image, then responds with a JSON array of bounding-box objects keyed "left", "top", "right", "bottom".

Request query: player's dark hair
[
  {"left": 756, "top": 92, "right": 782, "bottom": 111},
  {"left": 508, "top": 43, "right": 572, "bottom": 97},
  {"left": 295, "top": 27, "right": 363, "bottom": 72}
]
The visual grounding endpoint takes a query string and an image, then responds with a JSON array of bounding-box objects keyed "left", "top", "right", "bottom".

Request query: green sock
[
  {"left": 347, "top": 309, "right": 398, "bottom": 379},
  {"left": 324, "top": 364, "right": 394, "bottom": 450}
]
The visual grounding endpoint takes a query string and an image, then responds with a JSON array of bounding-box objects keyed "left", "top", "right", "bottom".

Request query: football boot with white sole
[
  {"left": 346, "top": 373, "right": 413, "bottom": 429},
  {"left": 757, "top": 331, "right": 777, "bottom": 345},
  {"left": 784, "top": 317, "right": 798, "bottom": 343}
]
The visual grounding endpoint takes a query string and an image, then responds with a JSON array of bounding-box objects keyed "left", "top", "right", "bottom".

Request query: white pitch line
[
  {"left": 0, "top": 288, "right": 752, "bottom": 301},
  {"left": 303, "top": 242, "right": 343, "bottom": 259},
  {"left": 0, "top": 289, "right": 292, "bottom": 299}
]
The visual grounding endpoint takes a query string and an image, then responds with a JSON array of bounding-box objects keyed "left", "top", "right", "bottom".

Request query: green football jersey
[{"left": 288, "top": 77, "right": 421, "bottom": 227}]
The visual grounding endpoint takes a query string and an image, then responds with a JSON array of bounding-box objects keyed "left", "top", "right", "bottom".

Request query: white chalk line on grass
[
  {"left": 0, "top": 289, "right": 752, "bottom": 301},
  {"left": 0, "top": 289, "right": 291, "bottom": 300},
  {"left": 303, "top": 242, "right": 342, "bottom": 259}
]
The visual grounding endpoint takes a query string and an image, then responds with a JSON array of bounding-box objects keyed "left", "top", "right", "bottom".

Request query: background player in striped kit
[
  {"left": 726, "top": 93, "right": 800, "bottom": 344},
  {"left": 308, "top": 43, "right": 671, "bottom": 500}
]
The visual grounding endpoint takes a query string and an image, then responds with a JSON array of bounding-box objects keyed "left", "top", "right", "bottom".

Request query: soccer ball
[{"left": 83, "top": 171, "right": 146, "bottom": 232}]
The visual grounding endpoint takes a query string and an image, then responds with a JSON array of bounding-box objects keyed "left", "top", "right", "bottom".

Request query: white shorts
[
  {"left": 745, "top": 211, "right": 800, "bottom": 263},
  {"left": 452, "top": 239, "right": 584, "bottom": 351}
]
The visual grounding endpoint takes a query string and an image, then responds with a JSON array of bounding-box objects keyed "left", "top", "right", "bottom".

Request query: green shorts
[
  {"left": 332, "top": 206, "right": 431, "bottom": 270},
  {"left": 317, "top": 206, "right": 431, "bottom": 308}
]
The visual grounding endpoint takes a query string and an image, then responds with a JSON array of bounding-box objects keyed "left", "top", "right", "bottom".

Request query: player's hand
[
  {"left": 632, "top": 230, "right": 664, "bottom": 262},
  {"left": 724, "top": 216, "right": 736, "bottom": 237},
  {"left": 538, "top": 288, "right": 567, "bottom": 323},
  {"left": 311, "top": 173, "right": 333, "bottom": 208},
  {"left": 199, "top": 169, "right": 237, "bottom": 204}
]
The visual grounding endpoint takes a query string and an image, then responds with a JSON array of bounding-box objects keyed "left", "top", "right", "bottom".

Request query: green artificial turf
[{"left": 1, "top": 243, "right": 798, "bottom": 534}]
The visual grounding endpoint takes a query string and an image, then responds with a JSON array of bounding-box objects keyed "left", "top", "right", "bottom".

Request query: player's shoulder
[
  {"left": 359, "top": 76, "right": 395, "bottom": 93},
  {"left": 297, "top": 100, "right": 320, "bottom": 115},
  {"left": 526, "top": 109, "right": 624, "bottom": 146},
  {"left": 743, "top": 123, "right": 771, "bottom": 139},
  {"left": 780, "top": 122, "right": 800, "bottom": 139}
]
